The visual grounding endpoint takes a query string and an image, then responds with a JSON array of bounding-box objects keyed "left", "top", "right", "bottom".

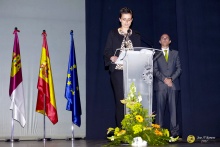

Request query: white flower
[
  {"left": 110, "top": 136, "right": 115, "bottom": 141},
  {"left": 132, "top": 137, "right": 147, "bottom": 147},
  {"left": 133, "top": 86, "right": 136, "bottom": 92},
  {"left": 137, "top": 95, "right": 142, "bottom": 102},
  {"left": 131, "top": 86, "right": 136, "bottom": 93}
]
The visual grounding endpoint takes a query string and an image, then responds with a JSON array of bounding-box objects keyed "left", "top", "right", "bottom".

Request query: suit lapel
[
  {"left": 168, "top": 50, "right": 174, "bottom": 66},
  {"left": 159, "top": 49, "right": 167, "bottom": 63},
  {"left": 158, "top": 49, "right": 174, "bottom": 66},
  {"left": 158, "top": 51, "right": 167, "bottom": 66}
]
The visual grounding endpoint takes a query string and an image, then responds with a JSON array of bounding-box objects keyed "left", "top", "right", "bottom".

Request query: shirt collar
[{"left": 162, "top": 47, "right": 169, "bottom": 51}]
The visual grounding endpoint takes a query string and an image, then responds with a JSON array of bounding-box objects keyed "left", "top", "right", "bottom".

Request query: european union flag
[{"left": 64, "top": 30, "right": 81, "bottom": 127}]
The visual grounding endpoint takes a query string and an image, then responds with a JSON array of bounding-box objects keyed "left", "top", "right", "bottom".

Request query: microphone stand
[
  {"left": 135, "top": 31, "right": 154, "bottom": 48},
  {"left": 113, "top": 29, "right": 131, "bottom": 64},
  {"left": 120, "top": 29, "right": 131, "bottom": 61},
  {"left": 152, "top": 49, "right": 163, "bottom": 62}
]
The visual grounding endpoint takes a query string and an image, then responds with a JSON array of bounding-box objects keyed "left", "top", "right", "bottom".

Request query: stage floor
[{"left": 0, "top": 139, "right": 220, "bottom": 147}]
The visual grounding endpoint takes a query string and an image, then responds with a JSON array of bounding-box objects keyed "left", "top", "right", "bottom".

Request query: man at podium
[
  {"left": 104, "top": 7, "right": 141, "bottom": 128},
  {"left": 153, "top": 34, "right": 182, "bottom": 139}
]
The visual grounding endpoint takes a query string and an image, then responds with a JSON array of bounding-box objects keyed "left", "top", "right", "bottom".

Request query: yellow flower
[
  {"left": 114, "top": 127, "right": 120, "bottom": 135},
  {"left": 135, "top": 115, "right": 144, "bottom": 122},
  {"left": 155, "top": 129, "right": 163, "bottom": 136},
  {"left": 143, "top": 127, "right": 152, "bottom": 131},
  {"left": 152, "top": 124, "right": 160, "bottom": 129},
  {"left": 117, "top": 130, "right": 126, "bottom": 136},
  {"left": 163, "top": 129, "right": 170, "bottom": 137},
  {"left": 133, "top": 124, "right": 142, "bottom": 134}
]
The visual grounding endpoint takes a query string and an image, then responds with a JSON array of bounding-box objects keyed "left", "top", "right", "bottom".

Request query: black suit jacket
[
  {"left": 153, "top": 49, "right": 182, "bottom": 90},
  {"left": 104, "top": 29, "right": 141, "bottom": 72}
]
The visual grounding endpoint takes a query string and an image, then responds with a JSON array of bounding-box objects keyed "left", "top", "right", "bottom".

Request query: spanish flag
[
  {"left": 36, "top": 31, "right": 58, "bottom": 124},
  {"left": 9, "top": 28, "right": 26, "bottom": 127}
]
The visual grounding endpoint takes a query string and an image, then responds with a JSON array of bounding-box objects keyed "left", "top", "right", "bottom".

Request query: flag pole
[
  {"left": 38, "top": 78, "right": 51, "bottom": 142},
  {"left": 42, "top": 94, "right": 51, "bottom": 141},
  {"left": 72, "top": 123, "right": 74, "bottom": 140},
  {"left": 37, "top": 30, "right": 57, "bottom": 141},
  {"left": 66, "top": 123, "right": 75, "bottom": 141},
  {"left": 5, "top": 110, "right": 18, "bottom": 142},
  {"left": 43, "top": 30, "right": 51, "bottom": 141},
  {"left": 43, "top": 94, "right": 46, "bottom": 141},
  {"left": 65, "top": 30, "right": 82, "bottom": 141},
  {"left": 11, "top": 110, "right": 15, "bottom": 141},
  {"left": 37, "top": 30, "right": 52, "bottom": 142},
  {"left": 6, "top": 27, "right": 21, "bottom": 142},
  {"left": 71, "top": 30, "right": 74, "bottom": 142},
  {"left": 43, "top": 30, "right": 46, "bottom": 141},
  {"left": 8, "top": 110, "right": 19, "bottom": 142}
]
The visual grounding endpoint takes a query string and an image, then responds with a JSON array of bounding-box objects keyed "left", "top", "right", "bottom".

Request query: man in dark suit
[{"left": 153, "top": 34, "right": 181, "bottom": 141}]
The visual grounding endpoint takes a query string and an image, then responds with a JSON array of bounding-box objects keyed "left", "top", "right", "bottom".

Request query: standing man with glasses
[{"left": 153, "top": 34, "right": 182, "bottom": 142}]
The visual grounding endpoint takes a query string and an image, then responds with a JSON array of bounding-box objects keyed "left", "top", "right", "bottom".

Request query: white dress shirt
[{"left": 162, "top": 47, "right": 169, "bottom": 56}]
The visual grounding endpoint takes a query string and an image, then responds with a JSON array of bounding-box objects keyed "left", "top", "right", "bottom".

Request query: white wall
[{"left": 0, "top": 0, "right": 86, "bottom": 139}]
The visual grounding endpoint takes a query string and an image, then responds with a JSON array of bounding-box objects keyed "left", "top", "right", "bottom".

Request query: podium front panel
[{"left": 123, "top": 49, "right": 153, "bottom": 115}]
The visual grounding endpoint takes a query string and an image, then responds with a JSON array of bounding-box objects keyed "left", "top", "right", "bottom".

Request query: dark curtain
[{"left": 86, "top": 0, "right": 220, "bottom": 139}]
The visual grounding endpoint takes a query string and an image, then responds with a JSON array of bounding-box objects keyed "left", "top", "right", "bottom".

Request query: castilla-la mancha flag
[
  {"left": 36, "top": 31, "right": 58, "bottom": 124},
  {"left": 9, "top": 29, "right": 26, "bottom": 127}
]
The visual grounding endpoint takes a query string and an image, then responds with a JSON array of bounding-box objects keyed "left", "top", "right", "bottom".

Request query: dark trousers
[
  {"left": 155, "top": 88, "right": 179, "bottom": 137},
  {"left": 110, "top": 70, "right": 124, "bottom": 128}
]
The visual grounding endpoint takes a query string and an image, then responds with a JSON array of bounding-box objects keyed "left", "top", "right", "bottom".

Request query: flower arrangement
[{"left": 106, "top": 83, "right": 170, "bottom": 146}]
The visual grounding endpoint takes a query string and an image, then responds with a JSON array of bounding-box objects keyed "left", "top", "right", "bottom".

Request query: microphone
[
  {"left": 153, "top": 51, "right": 163, "bottom": 62},
  {"left": 127, "top": 29, "right": 131, "bottom": 34},
  {"left": 135, "top": 32, "right": 154, "bottom": 48},
  {"left": 114, "top": 30, "right": 131, "bottom": 63},
  {"left": 124, "top": 29, "right": 131, "bottom": 48},
  {"left": 113, "top": 48, "right": 122, "bottom": 56}
]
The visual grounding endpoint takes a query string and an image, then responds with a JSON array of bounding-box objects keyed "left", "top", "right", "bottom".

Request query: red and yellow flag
[{"left": 36, "top": 31, "right": 58, "bottom": 124}]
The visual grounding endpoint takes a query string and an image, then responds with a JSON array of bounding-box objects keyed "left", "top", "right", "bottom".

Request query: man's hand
[{"left": 164, "top": 78, "right": 173, "bottom": 87}]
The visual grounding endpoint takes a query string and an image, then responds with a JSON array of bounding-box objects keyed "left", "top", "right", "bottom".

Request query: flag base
[
  {"left": 38, "top": 138, "right": 52, "bottom": 141},
  {"left": 66, "top": 137, "right": 74, "bottom": 141},
  {"left": 5, "top": 138, "right": 20, "bottom": 142},
  {"left": 65, "top": 137, "right": 82, "bottom": 141}
]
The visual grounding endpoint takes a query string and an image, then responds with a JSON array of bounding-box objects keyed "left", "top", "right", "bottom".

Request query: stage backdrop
[
  {"left": 0, "top": 0, "right": 86, "bottom": 139},
  {"left": 86, "top": 0, "right": 220, "bottom": 139}
]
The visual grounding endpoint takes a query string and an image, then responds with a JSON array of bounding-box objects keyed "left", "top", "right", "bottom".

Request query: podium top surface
[{"left": 116, "top": 47, "right": 155, "bottom": 51}]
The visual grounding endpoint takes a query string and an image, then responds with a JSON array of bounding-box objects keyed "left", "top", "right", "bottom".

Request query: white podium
[{"left": 121, "top": 47, "right": 154, "bottom": 115}]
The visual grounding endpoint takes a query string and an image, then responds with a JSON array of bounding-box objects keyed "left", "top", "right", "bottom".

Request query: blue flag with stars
[{"left": 64, "top": 31, "right": 81, "bottom": 127}]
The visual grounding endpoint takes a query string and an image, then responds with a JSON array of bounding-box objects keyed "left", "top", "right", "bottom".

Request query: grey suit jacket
[{"left": 153, "top": 49, "right": 182, "bottom": 91}]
